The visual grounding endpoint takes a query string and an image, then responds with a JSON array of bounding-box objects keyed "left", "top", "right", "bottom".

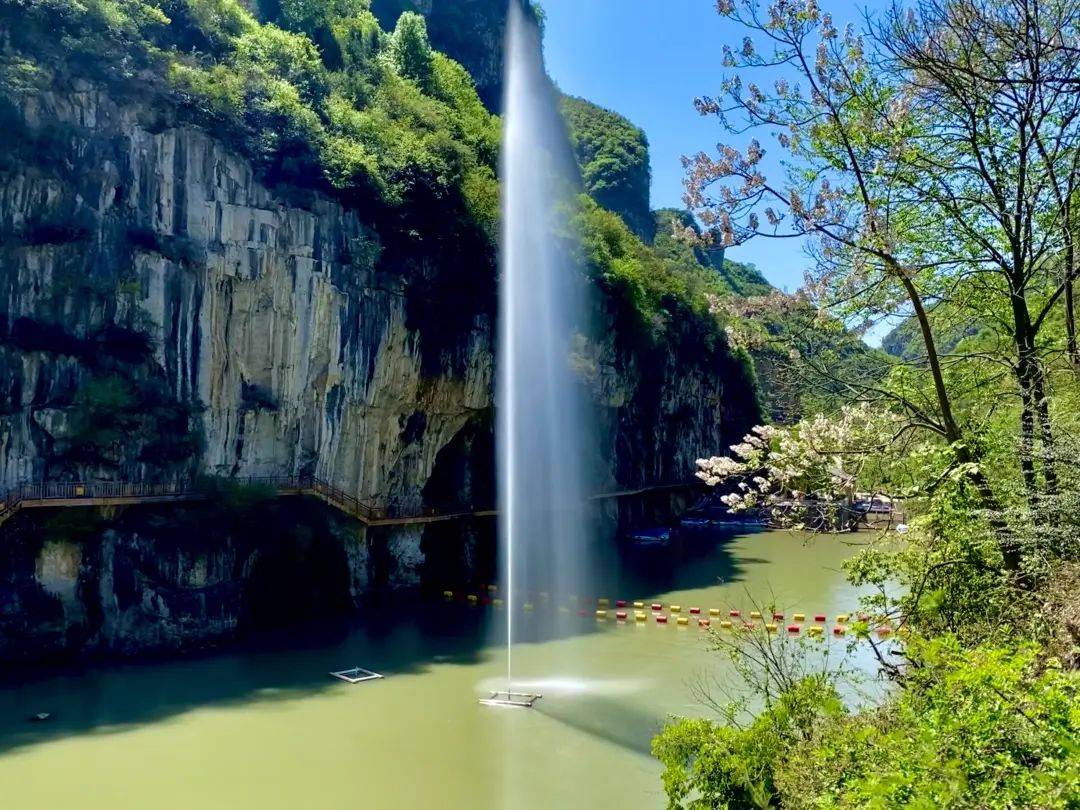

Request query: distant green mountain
[
  {"left": 881, "top": 313, "right": 978, "bottom": 362},
  {"left": 652, "top": 209, "right": 772, "bottom": 297},
  {"left": 560, "top": 95, "right": 654, "bottom": 242}
]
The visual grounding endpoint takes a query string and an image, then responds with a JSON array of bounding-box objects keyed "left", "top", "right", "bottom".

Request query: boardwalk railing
[
  {"left": 0, "top": 475, "right": 701, "bottom": 528},
  {"left": 0, "top": 476, "right": 397, "bottom": 526}
]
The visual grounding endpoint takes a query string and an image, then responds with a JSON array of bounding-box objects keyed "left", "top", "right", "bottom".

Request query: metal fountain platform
[
  {"left": 478, "top": 691, "right": 542, "bottom": 708},
  {"left": 329, "top": 667, "right": 384, "bottom": 684}
]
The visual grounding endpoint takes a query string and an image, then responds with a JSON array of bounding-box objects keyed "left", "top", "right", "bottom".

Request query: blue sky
[{"left": 539, "top": 0, "right": 877, "bottom": 297}]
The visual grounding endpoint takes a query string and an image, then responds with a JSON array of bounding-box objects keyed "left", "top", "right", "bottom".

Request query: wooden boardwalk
[{"left": 0, "top": 476, "right": 698, "bottom": 529}]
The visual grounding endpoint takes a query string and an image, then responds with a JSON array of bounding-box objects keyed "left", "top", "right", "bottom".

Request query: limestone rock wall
[{"left": 0, "top": 81, "right": 492, "bottom": 516}]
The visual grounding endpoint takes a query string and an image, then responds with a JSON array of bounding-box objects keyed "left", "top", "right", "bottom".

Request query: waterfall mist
[{"left": 497, "top": 1, "right": 596, "bottom": 692}]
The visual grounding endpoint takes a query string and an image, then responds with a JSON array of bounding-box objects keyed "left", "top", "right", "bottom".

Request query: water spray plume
[{"left": 484, "top": 0, "right": 594, "bottom": 709}]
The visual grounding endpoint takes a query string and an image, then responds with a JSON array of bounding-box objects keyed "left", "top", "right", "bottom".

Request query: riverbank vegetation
[{"left": 653, "top": 0, "right": 1080, "bottom": 806}]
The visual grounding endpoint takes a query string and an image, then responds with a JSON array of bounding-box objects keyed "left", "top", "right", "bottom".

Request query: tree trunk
[
  {"left": 1012, "top": 289, "right": 1056, "bottom": 505},
  {"left": 1032, "top": 367, "right": 1058, "bottom": 496},
  {"left": 898, "top": 269, "right": 1022, "bottom": 575},
  {"left": 1066, "top": 207, "right": 1079, "bottom": 369},
  {"left": 1066, "top": 273, "right": 1078, "bottom": 368}
]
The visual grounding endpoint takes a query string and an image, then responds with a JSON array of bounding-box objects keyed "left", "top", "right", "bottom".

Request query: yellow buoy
[
  {"left": 539, "top": 591, "right": 549, "bottom": 600},
  {"left": 558, "top": 605, "right": 570, "bottom": 614},
  {"left": 670, "top": 605, "right": 682, "bottom": 613},
  {"left": 808, "top": 625, "right": 824, "bottom": 636},
  {"left": 467, "top": 594, "right": 478, "bottom": 603},
  {"left": 442, "top": 590, "right": 454, "bottom": 599},
  {"left": 765, "top": 622, "right": 778, "bottom": 632},
  {"left": 676, "top": 616, "right": 689, "bottom": 625},
  {"left": 493, "top": 598, "right": 504, "bottom": 607},
  {"left": 633, "top": 601, "right": 645, "bottom": 609},
  {"left": 487, "top": 584, "right": 498, "bottom": 592},
  {"left": 596, "top": 610, "right": 608, "bottom": 619},
  {"left": 750, "top": 610, "right": 762, "bottom": 619},
  {"left": 720, "top": 620, "right": 733, "bottom": 629},
  {"left": 793, "top": 613, "right": 806, "bottom": 622},
  {"left": 597, "top": 598, "right": 610, "bottom": 607},
  {"left": 709, "top": 608, "right": 721, "bottom": 617},
  {"left": 635, "top": 611, "right": 647, "bottom": 622},
  {"left": 523, "top": 603, "right": 534, "bottom": 612},
  {"left": 836, "top": 613, "right": 849, "bottom": 623}
]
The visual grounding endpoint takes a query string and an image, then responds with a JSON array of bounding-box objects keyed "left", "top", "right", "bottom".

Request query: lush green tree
[
  {"left": 275, "top": 0, "right": 369, "bottom": 37},
  {"left": 680, "top": 0, "right": 1080, "bottom": 571},
  {"left": 663, "top": 1, "right": 1080, "bottom": 806},
  {"left": 387, "top": 10, "right": 433, "bottom": 89},
  {"left": 655, "top": 676, "right": 845, "bottom": 809}
]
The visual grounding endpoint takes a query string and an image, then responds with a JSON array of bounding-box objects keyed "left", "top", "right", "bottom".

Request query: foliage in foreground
[
  {"left": 669, "top": 382, "right": 1080, "bottom": 805},
  {"left": 655, "top": 635, "right": 1080, "bottom": 809}
]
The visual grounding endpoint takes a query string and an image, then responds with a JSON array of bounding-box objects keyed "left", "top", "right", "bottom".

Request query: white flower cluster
[{"left": 694, "top": 405, "right": 898, "bottom": 512}]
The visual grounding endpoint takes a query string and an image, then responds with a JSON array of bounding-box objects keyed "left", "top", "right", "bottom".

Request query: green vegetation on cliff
[
  {"left": 3, "top": 0, "right": 501, "bottom": 238},
  {"left": 576, "top": 200, "right": 726, "bottom": 332},
  {"left": 881, "top": 310, "right": 979, "bottom": 363},
  {"left": 0, "top": 0, "right": 765, "bottom": 404}
]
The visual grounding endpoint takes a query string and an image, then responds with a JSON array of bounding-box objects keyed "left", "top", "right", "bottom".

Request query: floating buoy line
[{"left": 437, "top": 587, "right": 902, "bottom": 639}]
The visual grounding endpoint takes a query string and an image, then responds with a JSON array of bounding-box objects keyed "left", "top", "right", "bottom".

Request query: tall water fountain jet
[{"left": 482, "top": 2, "right": 594, "bottom": 708}]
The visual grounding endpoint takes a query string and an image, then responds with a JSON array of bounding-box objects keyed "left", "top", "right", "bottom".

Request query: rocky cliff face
[
  {"left": 0, "top": 75, "right": 757, "bottom": 663},
  {"left": 0, "top": 80, "right": 492, "bottom": 507}
]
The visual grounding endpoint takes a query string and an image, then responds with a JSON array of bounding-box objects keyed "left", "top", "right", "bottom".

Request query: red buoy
[
  {"left": 729, "top": 609, "right": 741, "bottom": 618},
  {"left": 615, "top": 611, "right": 628, "bottom": 620},
  {"left": 651, "top": 603, "right": 663, "bottom": 611},
  {"left": 833, "top": 626, "right": 845, "bottom": 635},
  {"left": 615, "top": 600, "right": 627, "bottom": 608},
  {"left": 814, "top": 614, "right": 827, "bottom": 622},
  {"left": 698, "top": 618, "right": 710, "bottom": 627},
  {"left": 689, "top": 607, "right": 701, "bottom": 615},
  {"left": 656, "top": 615, "right": 669, "bottom": 624},
  {"left": 787, "top": 625, "right": 800, "bottom": 633},
  {"left": 772, "top": 612, "right": 784, "bottom": 621}
]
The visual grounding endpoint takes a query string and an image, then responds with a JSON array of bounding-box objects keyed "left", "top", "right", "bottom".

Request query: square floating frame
[
  {"left": 329, "top": 667, "right": 384, "bottom": 684},
  {"left": 478, "top": 691, "right": 542, "bottom": 708}
]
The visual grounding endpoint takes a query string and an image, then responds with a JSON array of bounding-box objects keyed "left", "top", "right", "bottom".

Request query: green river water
[{"left": 0, "top": 527, "right": 887, "bottom": 808}]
